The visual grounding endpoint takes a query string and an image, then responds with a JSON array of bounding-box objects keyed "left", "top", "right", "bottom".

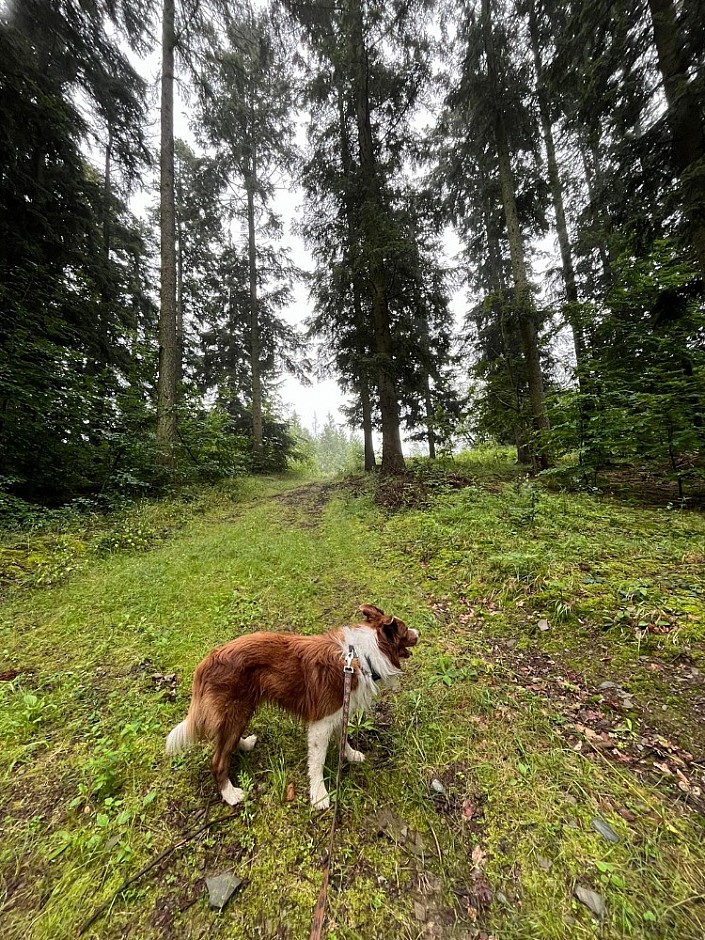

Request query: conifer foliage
[{"left": 0, "top": 0, "right": 703, "bottom": 504}]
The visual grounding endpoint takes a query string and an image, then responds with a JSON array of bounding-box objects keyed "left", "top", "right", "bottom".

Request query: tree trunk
[
  {"left": 424, "top": 380, "right": 436, "bottom": 459},
  {"left": 360, "top": 374, "right": 376, "bottom": 471},
  {"left": 528, "top": 2, "right": 586, "bottom": 376},
  {"left": 337, "top": 79, "right": 377, "bottom": 472},
  {"left": 482, "top": 0, "right": 550, "bottom": 468},
  {"left": 247, "top": 163, "right": 263, "bottom": 459},
  {"left": 647, "top": 0, "right": 705, "bottom": 277},
  {"left": 103, "top": 124, "right": 111, "bottom": 261},
  {"left": 578, "top": 135, "right": 612, "bottom": 286},
  {"left": 350, "top": 1, "right": 404, "bottom": 474},
  {"left": 156, "top": 0, "right": 178, "bottom": 464},
  {"left": 176, "top": 155, "right": 184, "bottom": 389}
]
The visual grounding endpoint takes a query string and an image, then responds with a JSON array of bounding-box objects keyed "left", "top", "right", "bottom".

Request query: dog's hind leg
[
  {"left": 307, "top": 711, "right": 340, "bottom": 810},
  {"left": 212, "top": 708, "right": 253, "bottom": 806},
  {"left": 344, "top": 740, "right": 365, "bottom": 763}
]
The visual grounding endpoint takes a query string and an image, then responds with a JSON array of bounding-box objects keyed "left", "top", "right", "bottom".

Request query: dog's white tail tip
[{"left": 166, "top": 719, "right": 193, "bottom": 755}]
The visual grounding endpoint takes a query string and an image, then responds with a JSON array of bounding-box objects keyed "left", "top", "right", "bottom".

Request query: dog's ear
[
  {"left": 381, "top": 615, "right": 406, "bottom": 640},
  {"left": 358, "top": 603, "right": 385, "bottom": 622}
]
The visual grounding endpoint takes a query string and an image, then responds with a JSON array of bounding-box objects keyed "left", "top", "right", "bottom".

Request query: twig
[
  {"left": 78, "top": 812, "right": 238, "bottom": 935},
  {"left": 429, "top": 823, "right": 444, "bottom": 868}
]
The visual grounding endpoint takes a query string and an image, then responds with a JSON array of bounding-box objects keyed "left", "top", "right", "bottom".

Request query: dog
[{"left": 165, "top": 604, "right": 419, "bottom": 809}]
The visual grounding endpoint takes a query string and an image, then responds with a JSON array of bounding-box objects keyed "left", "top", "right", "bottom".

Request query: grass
[{"left": 1, "top": 458, "right": 704, "bottom": 939}]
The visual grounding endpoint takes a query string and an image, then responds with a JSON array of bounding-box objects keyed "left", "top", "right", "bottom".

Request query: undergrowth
[{"left": 1, "top": 455, "right": 704, "bottom": 939}]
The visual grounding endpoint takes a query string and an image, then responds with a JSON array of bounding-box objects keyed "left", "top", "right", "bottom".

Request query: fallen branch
[{"left": 78, "top": 811, "right": 239, "bottom": 935}]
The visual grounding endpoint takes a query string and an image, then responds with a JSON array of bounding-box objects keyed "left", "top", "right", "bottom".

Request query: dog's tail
[
  {"left": 165, "top": 715, "right": 197, "bottom": 755},
  {"left": 165, "top": 663, "right": 214, "bottom": 755}
]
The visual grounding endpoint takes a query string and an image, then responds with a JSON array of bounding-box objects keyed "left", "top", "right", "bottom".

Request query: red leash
[{"left": 309, "top": 647, "right": 356, "bottom": 940}]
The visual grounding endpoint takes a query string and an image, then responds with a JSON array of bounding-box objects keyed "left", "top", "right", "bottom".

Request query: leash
[{"left": 309, "top": 646, "right": 356, "bottom": 940}]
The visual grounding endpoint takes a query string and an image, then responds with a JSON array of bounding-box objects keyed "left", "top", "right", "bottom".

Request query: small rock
[
  {"left": 574, "top": 885, "right": 607, "bottom": 919},
  {"left": 538, "top": 619, "right": 550, "bottom": 632},
  {"left": 414, "top": 901, "right": 427, "bottom": 922},
  {"left": 205, "top": 871, "right": 243, "bottom": 910},
  {"left": 430, "top": 778, "right": 446, "bottom": 795},
  {"left": 591, "top": 818, "right": 620, "bottom": 843},
  {"left": 496, "top": 891, "right": 509, "bottom": 905},
  {"left": 599, "top": 681, "right": 619, "bottom": 690},
  {"left": 536, "top": 855, "right": 553, "bottom": 871}
]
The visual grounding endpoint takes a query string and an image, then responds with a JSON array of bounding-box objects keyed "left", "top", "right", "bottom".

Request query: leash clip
[{"left": 344, "top": 646, "right": 356, "bottom": 674}]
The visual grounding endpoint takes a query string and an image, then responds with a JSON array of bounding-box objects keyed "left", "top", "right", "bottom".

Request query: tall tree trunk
[
  {"left": 424, "top": 380, "right": 436, "bottom": 459},
  {"left": 176, "top": 155, "right": 184, "bottom": 389},
  {"left": 482, "top": 0, "right": 550, "bottom": 468},
  {"left": 528, "top": 2, "right": 586, "bottom": 376},
  {"left": 350, "top": 1, "right": 404, "bottom": 474},
  {"left": 103, "top": 124, "right": 112, "bottom": 261},
  {"left": 337, "top": 79, "right": 376, "bottom": 472},
  {"left": 156, "top": 0, "right": 178, "bottom": 464},
  {"left": 360, "top": 374, "right": 376, "bottom": 471},
  {"left": 480, "top": 165, "right": 528, "bottom": 464},
  {"left": 647, "top": 0, "right": 705, "bottom": 277},
  {"left": 247, "top": 163, "right": 263, "bottom": 459},
  {"left": 578, "top": 135, "right": 612, "bottom": 285}
]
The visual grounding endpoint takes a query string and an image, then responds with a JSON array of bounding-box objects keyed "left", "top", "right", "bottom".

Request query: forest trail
[{"left": 1, "top": 465, "right": 705, "bottom": 940}]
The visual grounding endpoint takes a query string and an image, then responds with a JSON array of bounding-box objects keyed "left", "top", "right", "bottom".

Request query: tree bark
[
  {"left": 647, "top": 0, "right": 705, "bottom": 277},
  {"left": 424, "top": 379, "right": 436, "bottom": 459},
  {"left": 482, "top": 0, "right": 550, "bottom": 468},
  {"left": 360, "top": 373, "right": 376, "bottom": 471},
  {"left": 337, "top": 79, "right": 377, "bottom": 472},
  {"left": 246, "top": 160, "right": 263, "bottom": 459},
  {"left": 528, "top": 2, "right": 586, "bottom": 375},
  {"left": 156, "top": 0, "right": 179, "bottom": 464},
  {"left": 350, "top": 0, "right": 404, "bottom": 474},
  {"left": 176, "top": 154, "right": 184, "bottom": 389},
  {"left": 104, "top": 124, "right": 112, "bottom": 261}
]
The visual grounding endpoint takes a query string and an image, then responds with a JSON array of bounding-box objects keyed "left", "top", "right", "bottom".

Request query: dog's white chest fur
[{"left": 340, "top": 625, "right": 402, "bottom": 713}]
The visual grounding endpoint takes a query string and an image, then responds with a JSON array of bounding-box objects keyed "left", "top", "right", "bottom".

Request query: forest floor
[{"left": 1, "top": 454, "right": 705, "bottom": 940}]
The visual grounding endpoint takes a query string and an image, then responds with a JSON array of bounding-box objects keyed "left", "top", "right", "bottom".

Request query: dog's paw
[
  {"left": 221, "top": 780, "right": 246, "bottom": 806},
  {"left": 238, "top": 734, "right": 258, "bottom": 753},
  {"left": 345, "top": 745, "right": 366, "bottom": 763},
  {"left": 310, "top": 784, "right": 330, "bottom": 810}
]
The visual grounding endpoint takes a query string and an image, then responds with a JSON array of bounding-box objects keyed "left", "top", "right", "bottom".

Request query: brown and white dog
[{"left": 166, "top": 604, "right": 419, "bottom": 809}]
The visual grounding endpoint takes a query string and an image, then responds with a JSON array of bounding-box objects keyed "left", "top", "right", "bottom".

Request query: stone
[
  {"left": 574, "top": 885, "right": 607, "bottom": 919},
  {"left": 205, "top": 871, "right": 243, "bottom": 911},
  {"left": 591, "top": 818, "right": 620, "bottom": 843},
  {"left": 430, "top": 778, "right": 446, "bottom": 795}
]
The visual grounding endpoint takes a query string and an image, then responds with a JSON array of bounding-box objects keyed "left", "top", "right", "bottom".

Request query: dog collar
[{"left": 363, "top": 654, "right": 381, "bottom": 683}]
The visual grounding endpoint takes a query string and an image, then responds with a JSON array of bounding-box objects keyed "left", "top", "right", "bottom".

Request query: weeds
[{"left": 0, "top": 461, "right": 704, "bottom": 939}]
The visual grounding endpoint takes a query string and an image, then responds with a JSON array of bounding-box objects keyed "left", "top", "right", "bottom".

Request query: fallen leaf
[
  {"left": 285, "top": 783, "right": 296, "bottom": 802},
  {"left": 471, "top": 845, "right": 486, "bottom": 870},
  {"left": 462, "top": 799, "right": 476, "bottom": 820}
]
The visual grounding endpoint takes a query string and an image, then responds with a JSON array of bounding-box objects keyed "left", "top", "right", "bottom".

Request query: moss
[{"left": 1, "top": 466, "right": 704, "bottom": 938}]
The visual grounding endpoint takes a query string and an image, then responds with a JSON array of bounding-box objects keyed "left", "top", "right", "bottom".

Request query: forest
[
  {"left": 2, "top": 2, "right": 705, "bottom": 940},
  {"left": 2, "top": 0, "right": 704, "bottom": 507}
]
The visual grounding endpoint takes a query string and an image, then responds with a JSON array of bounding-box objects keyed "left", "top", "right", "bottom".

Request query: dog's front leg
[{"left": 307, "top": 712, "right": 340, "bottom": 810}]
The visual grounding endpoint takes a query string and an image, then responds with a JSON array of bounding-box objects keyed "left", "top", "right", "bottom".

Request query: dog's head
[{"left": 358, "top": 603, "right": 419, "bottom": 666}]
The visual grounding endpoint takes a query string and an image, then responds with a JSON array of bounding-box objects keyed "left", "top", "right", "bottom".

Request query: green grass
[{"left": 1, "top": 462, "right": 704, "bottom": 939}]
